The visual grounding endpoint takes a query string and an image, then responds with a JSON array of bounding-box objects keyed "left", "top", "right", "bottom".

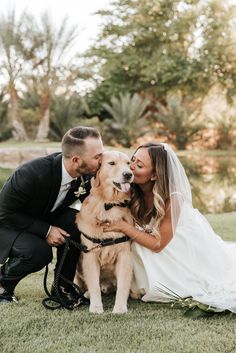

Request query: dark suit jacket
[{"left": 0, "top": 153, "right": 91, "bottom": 264}]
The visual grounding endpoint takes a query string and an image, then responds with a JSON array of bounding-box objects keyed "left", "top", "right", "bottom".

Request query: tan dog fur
[{"left": 75, "top": 151, "right": 134, "bottom": 314}]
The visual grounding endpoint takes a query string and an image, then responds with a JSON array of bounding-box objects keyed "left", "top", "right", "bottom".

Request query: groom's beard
[{"left": 76, "top": 161, "right": 97, "bottom": 175}]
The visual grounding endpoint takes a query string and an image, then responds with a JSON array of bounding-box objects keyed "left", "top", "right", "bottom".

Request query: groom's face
[
  {"left": 130, "top": 148, "right": 155, "bottom": 185},
  {"left": 75, "top": 137, "right": 103, "bottom": 175}
]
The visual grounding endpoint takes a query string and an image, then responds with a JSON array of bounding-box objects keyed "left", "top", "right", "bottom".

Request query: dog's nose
[{"left": 122, "top": 172, "right": 133, "bottom": 181}]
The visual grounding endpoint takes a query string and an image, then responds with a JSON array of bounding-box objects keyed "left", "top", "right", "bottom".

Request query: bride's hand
[{"left": 102, "top": 219, "right": 129, "bottom": 233}]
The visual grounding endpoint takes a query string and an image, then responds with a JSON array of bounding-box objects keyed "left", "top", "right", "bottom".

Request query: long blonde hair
[{"left": 130, "top": 143, "right": 169, "bottom": 239}]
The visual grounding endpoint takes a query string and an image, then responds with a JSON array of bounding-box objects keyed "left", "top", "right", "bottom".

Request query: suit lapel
[{"left": 44, "top": 154, "right": 62, "bottom": 215}]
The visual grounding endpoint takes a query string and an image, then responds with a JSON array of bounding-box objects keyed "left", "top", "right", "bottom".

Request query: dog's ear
[{"left": 92, "top": 170, "right": 101, "bottom": 188}]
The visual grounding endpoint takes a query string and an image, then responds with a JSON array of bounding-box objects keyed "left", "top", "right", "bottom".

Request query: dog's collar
[
  {"left": 81, "top": 231, "right": 130, "bottom": 247},
  {"left": 104, "top": 199, "right": 130, "bottom": 211}
]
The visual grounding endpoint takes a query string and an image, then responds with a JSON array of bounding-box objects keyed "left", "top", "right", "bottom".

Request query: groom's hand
[{"left": 46, "top": 226, "right": 70, "bottom": 246}]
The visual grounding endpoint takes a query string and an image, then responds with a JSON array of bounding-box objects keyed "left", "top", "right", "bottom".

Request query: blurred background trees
[
  {"left": 154, "top": 93, "right": 204, "bottom": 149},
  {"left": 0, "top": 0, "right": 236, "bottom": 149},
  {"left": 0, "top": 11, "right": 32, "bottom": 140},
  {"left": 102, "top": 93, "right": 150, "bottom": 147}
]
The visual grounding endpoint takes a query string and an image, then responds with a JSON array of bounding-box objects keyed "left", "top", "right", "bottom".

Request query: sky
[{"left": 0, "top": 0, "right": 112, "bottom": 53}]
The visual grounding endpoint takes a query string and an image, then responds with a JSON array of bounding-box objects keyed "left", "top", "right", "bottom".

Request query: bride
[{"left": 103, "top": 142, "right": 236, "bottom": 313}]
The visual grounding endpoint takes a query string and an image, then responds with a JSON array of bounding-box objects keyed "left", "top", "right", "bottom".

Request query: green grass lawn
[{"left": 1, "top": 213, "right": 236, "bottom": 353}]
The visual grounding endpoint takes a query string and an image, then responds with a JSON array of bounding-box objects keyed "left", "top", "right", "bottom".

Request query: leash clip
[{"left": 90, "top": 243, "right": 102, "bottom": 252}]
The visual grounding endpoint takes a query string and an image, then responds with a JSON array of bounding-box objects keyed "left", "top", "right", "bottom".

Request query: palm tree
[
  {"left": 102, "top": 93, "right": 150, "bottom": 147},
  {"left": 0, "top": 11, "right": 31, "bottom": 140},
  {"left": 30, "top": 13, "right": 78, "bottom": 141},
  {"left": 155, "top": 93, "right": 204, "bottom": 150}
]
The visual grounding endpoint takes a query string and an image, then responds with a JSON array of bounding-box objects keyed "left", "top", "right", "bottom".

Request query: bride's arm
[
  {"left": 127, "top": 207, "right": 173, "bottom": 252},
  {"left": 102, "top": 207, "right": 173, "bottom": 253}
]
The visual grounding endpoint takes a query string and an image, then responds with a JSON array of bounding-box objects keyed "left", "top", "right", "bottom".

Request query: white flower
[{"left": 74, "top": 176, "right": 89, "bottom": 198}]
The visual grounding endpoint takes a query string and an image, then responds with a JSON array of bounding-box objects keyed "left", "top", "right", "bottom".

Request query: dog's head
[{"left": 92, "top": 151, "right": 134, "bottom": 196}]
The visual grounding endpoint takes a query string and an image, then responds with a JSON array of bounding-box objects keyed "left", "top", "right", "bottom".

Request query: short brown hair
[{"left": 61, "top": 126, "right": 101, "bottom": 158}]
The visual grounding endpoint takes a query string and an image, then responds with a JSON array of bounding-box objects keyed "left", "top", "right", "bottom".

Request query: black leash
[
  {"left": 42, "top": 232, "right": 130, "bottom": 310},
  {"left": 42, "top": 237, "right": 88, "bottom": 310}
]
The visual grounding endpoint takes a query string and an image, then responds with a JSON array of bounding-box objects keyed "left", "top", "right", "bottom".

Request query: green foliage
[
  {"left": 22, "top": 89, "right": 40, "bottom": 110},
  {"left": 213, "top": 114, "right": 236, "bottom": 149},
  {"left": 0, "top": 10, "right": 35, "bottom": 81},
  {"left": 86, "top": 81, "right": 127, "bottom": 119},
  {"left": 28, "top": 12, "right": 79, "bottom": 88},
  {"left": 102, "top": 93, "right": 150, "bottom": 147},
  {"left": 0, "top": 10, "right": 36, "bottom": 140},
  {"left": 0, "top": 10, "right": 82, "bottom": 141},
  {"left": 21, "top": 108, "right": 40, "bottom": 139},
  {"left": 199, "top": 0, "right": 236, "bottom": 102},
  {"left": 87, "top": 0, "right": 236, "bottom": 108},
  {"left": 28, "top": 13, "right": 80, "bottom": 140},
  {"left": 0, "top": 167, "right": 12, "bottom": 189},
  {"left": 154, "top": 93, "right": 205, "bottom": 149},
  {"left": 49, "top": 95, "right": 83, "bottom": 141},
  {"left": 0, "top": 91, "right": 11, "bottom": 142},
  {"left": 0, "top": 2, "right": 235, "bottom": 146}
]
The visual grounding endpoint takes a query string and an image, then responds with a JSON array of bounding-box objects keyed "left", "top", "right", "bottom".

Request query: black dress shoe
[
  {"left": 51, "top": 284, "right": 89, "bottom": 307},
  {"left": 0, "top": 285, "right": 18, "bottom": 304}
]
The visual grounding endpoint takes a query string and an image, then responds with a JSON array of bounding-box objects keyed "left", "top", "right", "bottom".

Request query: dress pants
[{"left": 0, "top": 208, "right": 80, "bottom": 293}]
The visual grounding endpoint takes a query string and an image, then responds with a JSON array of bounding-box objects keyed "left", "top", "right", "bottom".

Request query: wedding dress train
[{"left": 132, "top": 203, "right": 236, "bottom": 312}]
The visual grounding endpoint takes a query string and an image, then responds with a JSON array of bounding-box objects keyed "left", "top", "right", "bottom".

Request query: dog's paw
[
  {"left": 129, "top": 290, "right": 143, "bottom": 300},
  {"left": 112, "top": 306, "right": 128, "bottom": 314},
  {"left": 89, "top": 304, "right": 104, "bottom": 314}
]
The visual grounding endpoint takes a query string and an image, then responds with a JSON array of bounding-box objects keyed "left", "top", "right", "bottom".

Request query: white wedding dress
[{"left": 132, "top": 202, "right": 236, "bottom": 312}]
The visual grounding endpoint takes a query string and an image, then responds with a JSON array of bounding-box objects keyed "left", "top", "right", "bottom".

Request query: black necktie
[{"left": 70, "top": 179, "right": 77, "bottom": 189}]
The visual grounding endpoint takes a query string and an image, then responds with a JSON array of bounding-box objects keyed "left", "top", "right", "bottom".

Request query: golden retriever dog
[{"left": 75, "top": 150, "right": 134, "bottom": 314}]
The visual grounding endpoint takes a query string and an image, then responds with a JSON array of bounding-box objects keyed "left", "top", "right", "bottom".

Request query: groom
[{"left": 0, "top": 126, "right": 103, "bottom": 305}]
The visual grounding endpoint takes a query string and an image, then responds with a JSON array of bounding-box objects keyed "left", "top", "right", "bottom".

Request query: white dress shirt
[{"left": 51, "top": 161, "right": 76, "bottom": 212}]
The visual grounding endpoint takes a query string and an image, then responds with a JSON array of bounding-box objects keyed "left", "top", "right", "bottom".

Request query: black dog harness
[
  {"left": 80, "top": 199, "right": 131, "bottom": 251},
  {"left": 81, "top": 231, "right": 129, "bottom": 251},
  {"left": 104, "top": 199, "right": 130, "bottom": 211}
]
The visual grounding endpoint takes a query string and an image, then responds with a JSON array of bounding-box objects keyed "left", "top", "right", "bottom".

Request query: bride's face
[{"left": 130, "top": 148, "right": 154, "bottom": 184}]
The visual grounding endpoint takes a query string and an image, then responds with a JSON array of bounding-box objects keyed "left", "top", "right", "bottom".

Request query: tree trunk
[
  {"left": 36, "top": 92, "right": 50, "bottom": 141},
  {"left": 8, "top": 84, "right": 28, "bottom": 141}
]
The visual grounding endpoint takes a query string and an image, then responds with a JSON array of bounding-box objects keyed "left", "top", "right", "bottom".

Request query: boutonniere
[{"left": 74, "top": 176, "right": 89, "bottom": 198}]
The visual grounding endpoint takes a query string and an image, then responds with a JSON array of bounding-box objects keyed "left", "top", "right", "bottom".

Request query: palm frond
[{"left": 154, "top": 283, "right": 222, "bottom": 313}]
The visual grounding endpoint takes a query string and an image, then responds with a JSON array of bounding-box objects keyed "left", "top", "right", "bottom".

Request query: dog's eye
[
  {"left": 108, "top": 161, "right": 116, "bottom": 165},
  {"left": 127, "top": 161, "right": 131, "bottom": 165}
]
